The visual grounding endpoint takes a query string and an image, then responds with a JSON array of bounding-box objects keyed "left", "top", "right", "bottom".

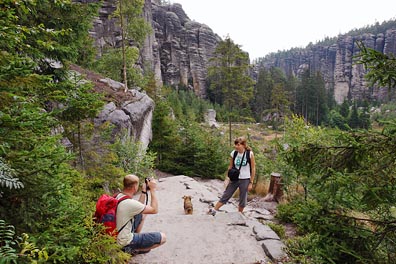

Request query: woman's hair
[{"left": 234, "top": 136, "right": 251, "bottom": 151}]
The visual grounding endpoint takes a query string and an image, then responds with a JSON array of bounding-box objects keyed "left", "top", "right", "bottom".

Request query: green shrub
[
  {"left": 284, "top": 233, "right": 329, "bottom": 264},
  {"left": 266, "top": 222, "right": 286, "bottom": 240}
]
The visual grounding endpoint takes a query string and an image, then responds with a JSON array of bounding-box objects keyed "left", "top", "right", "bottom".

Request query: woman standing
[{"left": 209, "top": 136, "right": 256, "bottom": 215}]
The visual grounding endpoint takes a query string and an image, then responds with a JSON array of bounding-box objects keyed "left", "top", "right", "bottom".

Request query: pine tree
[
  {"left": 207, "top": 36, "right": 254, "bottom": 144},
  {"left": 112, "top": 0, "right": 151, "bottom": 92},
  {"left": 0, "top": 1, "right": 103, "bottom": 261},
  {"left": 348, "top": 103, "right": 360, "bottom": 129},
  {"left": 252, "top": 67, "right": 273, "bottom": 121}
]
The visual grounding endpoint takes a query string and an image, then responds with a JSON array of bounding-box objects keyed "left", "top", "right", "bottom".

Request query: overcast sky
[{"left": 171, "top": 0, "right": 396, "bottom": 60}]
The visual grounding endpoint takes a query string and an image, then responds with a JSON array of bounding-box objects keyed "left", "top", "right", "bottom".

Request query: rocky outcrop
[
  {"left": 146, "top": 2, "right": 221, "bottom": 97},
  {"left": 84, "top": 0, "right": 396, "bottom": 104},
  {"left": 256, "top": 28, "right": 396, "bottom": 104},
  {"left": 69, "top": 64, "right": 154, "bottom": 149},
  {"left": 86, "top": 0, "right": 221, "bottom": 98},
  {"left": 204, "top": 109, "right": 220, "bottom": 128},
  {"left": 94, "top": 90, "right": 154, "bottom": 149}
]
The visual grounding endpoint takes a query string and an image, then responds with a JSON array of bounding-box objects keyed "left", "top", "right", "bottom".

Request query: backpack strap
[
  {"left": 233, "top": 150, "right": 250, "bottom": 166},
  {"left": 115, "top": 194, "right": 132, "bottom": 233},
  {"left": 235, "top": 150, "right": 252, "bottom": 175},
  {"left": 232, "top": 150, "right": 238, "bottom": 163},
  {"left": 246, "top": 150, "right": 252, "bottom": 175},
  {"left": 232, "top": 151, "right": 245, "bottom": 171}
]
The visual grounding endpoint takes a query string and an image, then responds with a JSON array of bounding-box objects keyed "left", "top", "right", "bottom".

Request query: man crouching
[{"left": 116, "top": 174, "right": 166, "bottom": 255}]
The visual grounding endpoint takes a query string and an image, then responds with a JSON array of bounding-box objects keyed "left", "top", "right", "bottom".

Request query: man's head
[{"left": 123, "top": 174, "right": 139, "bottom": 192}]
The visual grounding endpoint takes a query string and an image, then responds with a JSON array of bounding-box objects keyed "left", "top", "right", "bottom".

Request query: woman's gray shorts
[{"left": 219, "top": 179, "right": 250, "bottom": 208}]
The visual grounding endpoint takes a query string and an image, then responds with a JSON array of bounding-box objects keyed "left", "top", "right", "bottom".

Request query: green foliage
[
  {"left": 284, "top": 232, "right": 330, "bottom": 264},
  {"left": 339, "top": 99, "right": 350, "bottom": 118},
  {"left": 56, "top": 71, "right": 104, "bottom": 123},
  {"left": 355, "top": 41, "right": 396, "bottom": 101},
  {"left": 295, "top": 70, "right": 328, "bottom": 125},
  {"left": 252, "top": 67, "right": 273, "bottom": 119},
  {"left": 348, "top": 102, "right": 360, "bottom": 129},
  {"left": 275, "top": 116, "right": 396, "bottom": 263},
  {"left": 93, "top": 46, "right": 145, "bottom": 88},
  {"left": 207, "top": 36, "right": 254, "bottom": 112},
  {"left": 253, "top": 67, "right": 293, "bottom": 126},
  {"left": 103, "top": 0, "right": 151, "bottom": 90},
  {"left": 113, "top": 134, "right": 156, "bottom": 179},
  {"left": 174, "top": 122, "right": 228, "bottom": 178},
  {"left": 150, "top": 93, "right": 229, "bottom": 178},
  {"left": 167, "top": 90, "right": 213, "bottom": 122},
  {"left": 0, "top": 219, "right": 48, "bottom": 264},
  {"left": 207, "top": 36, "right": 255, "bottom": 144},
  {"left": 79, "top": 217, "right": 130, "bottom": 264},
  {"left": 0, "top": 0, "right": 99, "bottom": 72},
  {"left": 113, "top": 0, "right": 151, "bottom": 48},
  {"left": 326, "top": 109, "right": 350, "bottom": 130},
  {"left": 266, "top": 222, "right": 286, "bottom": 240},
  {"left": 0, "top": 1, "right": 129, "bottom": 262},
  {"left": 149, "top": 99, "right": 181, "bottom": 172},
  {"left": 372, "top": 102, "right": 396, "bottom": 126},
  {"left": 0, "top": 158, "right": 24, "bottom": 191}
]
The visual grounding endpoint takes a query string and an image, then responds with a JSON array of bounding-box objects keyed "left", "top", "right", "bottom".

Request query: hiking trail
[{"left": 129, "top": 175, "right": 287, "bottom": 264}]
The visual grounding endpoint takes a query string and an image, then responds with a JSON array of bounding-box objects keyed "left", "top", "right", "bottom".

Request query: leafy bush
[
  {"left": 150, "top": 92, "right": 229, "bottom": 178},
  {"left": 79, "top": 217, "right": 130, "bottom": 264},
  {"left": 284, "top": 233, "right": 329, "bottom": 264},
  {"left": 275, "top": 116, "right": 396, "bottom": 263}
]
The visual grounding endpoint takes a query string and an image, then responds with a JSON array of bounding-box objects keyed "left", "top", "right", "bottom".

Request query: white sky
[{"left": 171, "top": 0, "right": 396, "bottom": 60}]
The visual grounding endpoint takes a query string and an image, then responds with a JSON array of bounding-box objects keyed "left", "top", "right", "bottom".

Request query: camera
[{"left": 145, "top": 177, "right": 150, "bottom": 191}]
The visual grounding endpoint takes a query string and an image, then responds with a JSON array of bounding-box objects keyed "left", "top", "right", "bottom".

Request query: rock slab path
[{"left": 129, "top": 176, "right": 286, "bottom": 264}]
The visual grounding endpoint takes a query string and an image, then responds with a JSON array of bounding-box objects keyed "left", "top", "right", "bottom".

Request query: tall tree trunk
[
  {"left": 228, "top": 113, "right": 232, "bottom": 146},
  {"left": 120, "top": 0, "right": 128, "bottom": 92},
  {"left": 78, "top": 122, "right": 85, "bottom": 171}
]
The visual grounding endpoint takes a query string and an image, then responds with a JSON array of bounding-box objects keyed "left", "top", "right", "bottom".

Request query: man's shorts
[
  {"left": 123, "top": 213, "right": 162, "bottom": 252},
  {"left": 123, "top": 232, "right": 162, "bottom": 252}
]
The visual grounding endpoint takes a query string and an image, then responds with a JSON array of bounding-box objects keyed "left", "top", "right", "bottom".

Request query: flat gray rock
[
  {"left": 129, "top": 176, "right": 286, "bottom": 263},
  {"left": 261, "top": 239, "right": 288, "bottom": 261},
  {"left": 253, "top": 224, "right": 281, "bottom": 241}
]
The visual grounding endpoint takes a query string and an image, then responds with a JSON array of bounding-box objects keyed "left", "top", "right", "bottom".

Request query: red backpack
[{"left": 94, "top": 193, "right": 130, "bottom": 237}]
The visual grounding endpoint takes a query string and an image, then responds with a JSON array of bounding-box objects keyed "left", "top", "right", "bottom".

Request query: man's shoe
[{"left": 130, "top": 249, "right": 151, "bottom": 256}]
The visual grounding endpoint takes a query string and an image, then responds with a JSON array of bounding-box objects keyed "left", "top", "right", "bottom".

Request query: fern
[
  {"left": 0, "top": 220, "right": 48, "bottom": 264},
  {"left": 0, "top": 220, "right": 18, "bottom": 264}
]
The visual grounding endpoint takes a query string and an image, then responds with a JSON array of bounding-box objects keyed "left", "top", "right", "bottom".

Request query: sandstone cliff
[
  {"left": 148, "top": 2, "right": 221, "bottom": 97},
  {"left": 69, "top": 65, "right": 154, "bottom": 149},
  {"left": 88, "top": 0, "right": 221, "bottom": 98},
  {"left": 256, "top": 28, "right": 396, "bottom": 103},
  {"left": 86, "top": 0, "right": 396, "bottom": 103}
]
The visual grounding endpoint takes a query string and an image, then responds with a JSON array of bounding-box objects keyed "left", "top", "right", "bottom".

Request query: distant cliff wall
[
  {"left": 85, "top": 0, "right": 396, "bottom": 103},
  {"left": 257, "top": 29, "right": 396, "bottom": 103},
  {"left": 88, "top": 0, "right": 221, "bottom": 98}
]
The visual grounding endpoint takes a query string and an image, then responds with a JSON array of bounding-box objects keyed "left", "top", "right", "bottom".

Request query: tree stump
[{"left": 264, "top": 172, "right": 283, "bottom": 202}]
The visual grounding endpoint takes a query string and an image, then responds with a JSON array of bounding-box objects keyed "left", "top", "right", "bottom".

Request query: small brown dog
[{"left": 182, "top": 195, "right": 193, "bottom": 215}]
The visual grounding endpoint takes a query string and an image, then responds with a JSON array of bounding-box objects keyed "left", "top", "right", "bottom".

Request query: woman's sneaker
[{"left": 208, "top": 208, "right": 217, "bottom": 216}]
